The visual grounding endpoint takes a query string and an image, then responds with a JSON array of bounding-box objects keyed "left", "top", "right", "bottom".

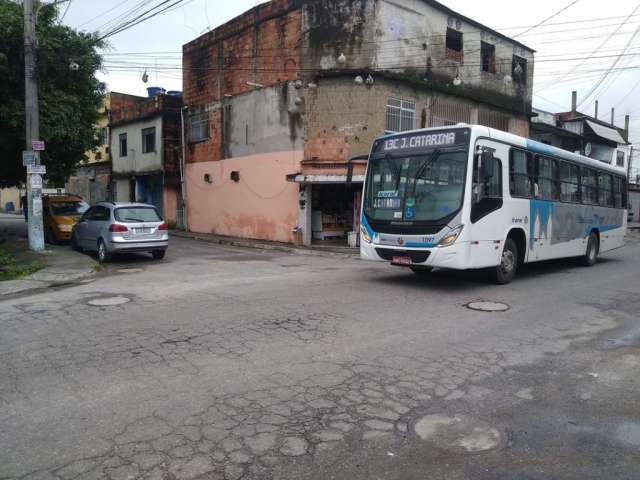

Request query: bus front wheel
[
  {"left": 493, "top": 238, "right": 518, "bottom": 285},
  {"left": 581, "top": 232, "right": 599, "bottom": 267}
]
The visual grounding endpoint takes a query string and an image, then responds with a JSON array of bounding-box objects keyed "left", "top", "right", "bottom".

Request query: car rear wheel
[
  {"left": 152, "top": 250, "right": 166, "bottom": 260},
  {"left": 71, "top": 232, "right": 82, "bottom": 252},
  {"left": 97, "top": 239, "right": 111, "bottom": 263},
  {"left": 492, "top": 238, "right": 518, "bottom": 285}
]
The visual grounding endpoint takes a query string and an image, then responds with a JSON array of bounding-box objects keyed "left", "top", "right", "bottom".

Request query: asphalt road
[{"left": 1, "top": 219, "right": 640, "bottom": 480}]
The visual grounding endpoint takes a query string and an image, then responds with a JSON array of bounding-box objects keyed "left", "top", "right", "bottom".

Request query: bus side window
[
  {"left": 509, "top": 149, "right": 532, "bottom": 198},
  {"left": 472, "top": 149, "right": 503, "bottom": 223}
]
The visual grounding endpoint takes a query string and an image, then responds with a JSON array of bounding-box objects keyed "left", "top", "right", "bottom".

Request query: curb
[{"left": 170, "top": 231, "right": 359, "bottom": 259}]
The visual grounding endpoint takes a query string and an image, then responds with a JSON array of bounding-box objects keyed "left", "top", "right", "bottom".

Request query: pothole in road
[
  {"left": 466, "top": 301, "right": 510, "bottom": 312},
  {"left": 87, "top": 296, "right": 132, "bottom": 307},
  {"left": 414, "top": 414, "right": 502, "bottom": 453}
]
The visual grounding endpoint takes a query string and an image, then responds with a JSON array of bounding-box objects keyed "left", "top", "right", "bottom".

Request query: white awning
[
  {"left": 287, "top": 174, "right": 365, "bottom": 184},
  {"left": 585, "top": 120, "right": 627, "bottom": 144}
]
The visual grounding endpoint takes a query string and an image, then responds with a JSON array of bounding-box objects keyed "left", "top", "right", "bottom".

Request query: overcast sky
[{"left": 62, "top": 0, "right": 640, "bottom": 144}]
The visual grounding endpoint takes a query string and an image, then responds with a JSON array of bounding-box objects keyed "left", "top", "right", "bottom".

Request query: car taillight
[
  {"left": 158, "top": 222, "right": 168, "bottom": 231},
  {"left": 109, "top": 224, "right": 129, "bottom": 233}
]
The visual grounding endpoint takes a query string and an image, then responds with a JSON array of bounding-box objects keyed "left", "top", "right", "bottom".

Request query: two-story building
[
  {"left": 66, "top": 92, "right": 146, "bottom": 204},
  {"left": 109, "top": 92, "right": 183, "bottom": 224},
  {"left": 182, "top": 0, "right": 535, "bottom": 246},
  {"left": 531, "top": 92, "right": 632, "bottom": 168}
]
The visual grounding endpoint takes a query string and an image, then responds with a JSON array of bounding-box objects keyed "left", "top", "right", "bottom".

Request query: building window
[
  {"left": 119, "top": 133, "right": 127, "bottom": 157},
  {"left": 481, "top": 42, "right": 496, "bottom": 73},
  {"left": 512, "top": 55, "right": 528, "bottom": 84},
  {"left": 142, "top": 127, "right": 156, "bottom": 154},
  {"left": 386, "top": 98, "right": 416, "bottom": 132},
  {"left": 100, "top": 127, "right": 108, "bottom": 145},
  {"left": 446, "top": 28, "right": 464, "bottom": 63},
  {"left": 189, "top": 112, "right": 209, "bottom": 143}
]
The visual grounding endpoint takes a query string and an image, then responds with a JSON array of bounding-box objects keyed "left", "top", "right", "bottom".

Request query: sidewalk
[
  {"left": 0, "top": 239, "right": 99, "bottom": 298},
  {"left": 170, "top": 230, "right": 360, "bottom": 258}
]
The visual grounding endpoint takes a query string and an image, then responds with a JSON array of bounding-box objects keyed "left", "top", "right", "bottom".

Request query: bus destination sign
[{"left": 374, "top": 128, "right": 469, "bottom": 154}]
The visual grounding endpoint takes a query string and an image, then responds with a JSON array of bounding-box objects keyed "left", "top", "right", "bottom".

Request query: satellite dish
[{"left": 584, "top": 142, "right": 592, "bottom": 157}]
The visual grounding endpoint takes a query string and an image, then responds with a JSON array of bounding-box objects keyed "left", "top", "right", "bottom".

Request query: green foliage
[
  {"left": 0, "top": 248, "right": 43, "bottom": 281},
  {"left": 0, "top": 0, "right": 106, "bottom": 187}
]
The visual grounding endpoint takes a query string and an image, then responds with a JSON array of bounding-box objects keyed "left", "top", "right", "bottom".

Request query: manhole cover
[
  {"left": 414, "top": 414, "right": 502, "bottom": 453},
  {"left": 117, "top": 268, "right": 144, "bottom": 274},
  {"left": 466, "top": 301, "right": 509, "bottom": 312},
  {"left": 88, "top": 296, "right": 131, "bottom": 307}
]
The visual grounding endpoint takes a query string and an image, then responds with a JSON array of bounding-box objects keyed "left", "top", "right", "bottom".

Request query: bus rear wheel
[
  {"left": 493, "top": 238, "right": 518, "bottom": 285},
  {"left": 581, "top": 232, "right": 599, "bottom": 267}
]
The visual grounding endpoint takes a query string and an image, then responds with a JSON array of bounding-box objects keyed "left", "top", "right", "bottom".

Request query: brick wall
[
  {"left": 183, "top": 0, "right": 302, "bottom": 164},
  {"left": 110, "top": 94, "right": 182, "bottom": 126}
]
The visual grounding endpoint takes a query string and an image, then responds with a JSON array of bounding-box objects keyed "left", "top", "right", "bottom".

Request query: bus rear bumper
[{"left": 360, "top": 241, "right": 471, "bottom": 270}]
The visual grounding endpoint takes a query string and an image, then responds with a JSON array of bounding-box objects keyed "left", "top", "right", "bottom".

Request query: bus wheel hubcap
[{"left": 502, "top": 250, "right": 515, "bottom": 273}]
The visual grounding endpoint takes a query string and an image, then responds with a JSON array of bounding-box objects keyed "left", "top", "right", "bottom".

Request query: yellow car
[{"left": 43, "top": 195, "right": 89, "bottom": 244}]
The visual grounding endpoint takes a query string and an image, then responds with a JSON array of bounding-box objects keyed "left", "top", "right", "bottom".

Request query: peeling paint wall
[{"left": 186, "top": 151, "right": 303, "bottom": 242}]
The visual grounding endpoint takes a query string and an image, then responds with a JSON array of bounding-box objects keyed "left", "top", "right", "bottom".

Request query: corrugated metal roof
[{"left": 585, "top": 120, "right": 627, "bottom": 144}]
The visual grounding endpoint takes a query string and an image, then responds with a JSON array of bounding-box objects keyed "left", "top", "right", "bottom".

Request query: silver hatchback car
[{"left": 71, "top": 202, "right": 169, "bottom": 262}]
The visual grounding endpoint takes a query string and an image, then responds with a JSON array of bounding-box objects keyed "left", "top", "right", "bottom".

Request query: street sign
[
  {"left": 22, "top": 150, "right": 37, "bottom": 166},
  {"left": 32, "top": 196, "right": 42, "bottom": 216},
  {"left": 32, "top": 140, "right": 45, "bottom": 151},
  {"left": 27, "top": 164, "right": 46, "bottom": 174},
  {"left": 30, "top": 174, "right": 43, "bottom": 189}
]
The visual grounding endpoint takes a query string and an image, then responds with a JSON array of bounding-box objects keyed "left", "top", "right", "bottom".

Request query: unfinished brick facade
[{"left": 181, "top": 0, "right": 535, "bottom": 244}]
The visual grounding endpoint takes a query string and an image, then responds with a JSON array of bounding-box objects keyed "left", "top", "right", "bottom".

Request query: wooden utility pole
[{"left": 24, "top": 0, "right": 45, "bottom": 251}]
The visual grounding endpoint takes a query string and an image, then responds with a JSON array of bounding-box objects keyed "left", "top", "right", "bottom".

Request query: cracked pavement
[{"left": 2, "top": 230, "right": 640, "bottom": 479}]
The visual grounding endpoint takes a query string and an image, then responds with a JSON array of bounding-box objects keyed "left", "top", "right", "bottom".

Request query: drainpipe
[
  {"left": 624, "top": 115, "right": 630, "bottom": 143},
  {"left": 571, "top": 91, "right": 577, "bottom": 115},
  {"left": 594, "top": 100, "right": 599, "bottom": 120},
  {"left": 179, "top": 106, "right": 189, "bottom": 231}
]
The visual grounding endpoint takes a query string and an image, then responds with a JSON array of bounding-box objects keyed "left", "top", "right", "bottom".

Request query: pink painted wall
[
  {"left": 186, "top": 151, "right": 303, "bottom": 243},
  {"left": 163, "top": 187, "right": 178, "bottom": 224}
]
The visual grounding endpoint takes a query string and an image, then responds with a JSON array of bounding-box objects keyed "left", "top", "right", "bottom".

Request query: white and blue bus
[{"left": 360, "top": 125, "right": 628, "bottom": 283}]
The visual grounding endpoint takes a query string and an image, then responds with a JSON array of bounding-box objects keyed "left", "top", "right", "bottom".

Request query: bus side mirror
[{"left": 480, "top": 151, "right": 495, "bottom": 179}]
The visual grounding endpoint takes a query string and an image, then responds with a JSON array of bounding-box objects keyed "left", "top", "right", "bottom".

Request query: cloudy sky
[{"left": 62, "top": 0, "right": 640, "bottom": 145}]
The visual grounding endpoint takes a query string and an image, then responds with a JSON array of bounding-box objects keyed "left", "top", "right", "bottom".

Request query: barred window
[
  {"left": 189, "top": 112, "right": 209, "bottom": 142},
  {"left": 386, "top": 98, "right": 416, "bottom": 132}
]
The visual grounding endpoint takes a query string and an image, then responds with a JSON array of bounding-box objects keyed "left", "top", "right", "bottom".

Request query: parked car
[
  {"left": 43, "top": 195, "right": 89, "bottom": 244},
  {"left": 71, "top": 202, "right": 168, "bottom": 263}
]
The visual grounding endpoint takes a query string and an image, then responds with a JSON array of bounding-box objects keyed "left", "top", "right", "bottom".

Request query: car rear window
[
  {"left": 50, "top": 201, "right": 89, "bottom": 216},
  {"left": 114, "top": 207, "right": 162, "bottom": 223}
]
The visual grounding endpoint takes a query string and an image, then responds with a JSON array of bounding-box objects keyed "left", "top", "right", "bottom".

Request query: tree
[{"left": 0, "top": 0, "right": 105, "bottom": 187}]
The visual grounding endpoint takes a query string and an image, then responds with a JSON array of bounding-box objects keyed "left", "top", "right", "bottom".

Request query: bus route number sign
[{"left": 376, "top": 128, "right": 469, "bottom": 154}]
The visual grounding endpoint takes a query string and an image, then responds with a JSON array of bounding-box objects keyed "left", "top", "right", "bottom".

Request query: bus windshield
[{"left": 364, "top": 150, "right": 468, "bottom": 223}]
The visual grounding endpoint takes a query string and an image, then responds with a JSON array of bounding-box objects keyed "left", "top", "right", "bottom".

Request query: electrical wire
[{"left": 513, "top": 0, "right": 582, "bottom": 38}]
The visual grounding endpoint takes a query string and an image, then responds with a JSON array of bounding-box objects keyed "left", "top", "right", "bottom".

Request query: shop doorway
[{"left": 311, "top": 183, "right": 362, "bottom": 247}]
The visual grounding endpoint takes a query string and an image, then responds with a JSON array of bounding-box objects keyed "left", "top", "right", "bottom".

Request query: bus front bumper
[{"left": 360, "top": 240, "right": 471, "bottom": 270}]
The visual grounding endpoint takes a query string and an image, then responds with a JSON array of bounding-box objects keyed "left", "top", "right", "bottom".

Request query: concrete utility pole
[{"left": 24, "top": 0, "right": 45, "bottom": 251}]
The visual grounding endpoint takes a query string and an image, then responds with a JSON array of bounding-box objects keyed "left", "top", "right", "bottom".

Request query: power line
[{"left": 514, "top": 0, "right": 582, "bottom": 38}]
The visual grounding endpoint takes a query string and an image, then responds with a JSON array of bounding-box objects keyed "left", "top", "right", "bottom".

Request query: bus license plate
[{"left": 392, "top": 256, "right": 412, "bottom": 266}]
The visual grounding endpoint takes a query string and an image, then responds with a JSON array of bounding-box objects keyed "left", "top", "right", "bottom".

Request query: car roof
[
  {"left": 45, "top": 195, "right": 84, "bottom": 203},
  {"left": 94, "top": 202, "right": 158, "bottom": 208}
]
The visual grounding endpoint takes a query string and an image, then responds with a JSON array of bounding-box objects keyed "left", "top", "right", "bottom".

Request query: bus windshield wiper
[{"left": 412, "top": 149, "right": 441, "bottom": 194}]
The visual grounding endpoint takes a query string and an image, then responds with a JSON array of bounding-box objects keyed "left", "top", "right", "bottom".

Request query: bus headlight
[
  {"left": 360, "top": 225, "right": 372, "bottom": 244},
  {"left": 438, "top": 225, "right": 464, "bottom": 247}
]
